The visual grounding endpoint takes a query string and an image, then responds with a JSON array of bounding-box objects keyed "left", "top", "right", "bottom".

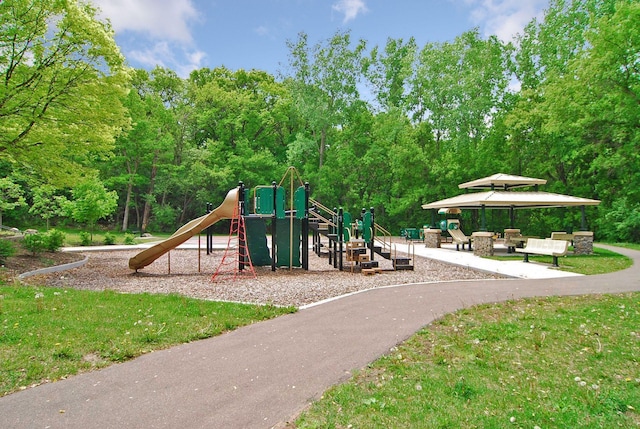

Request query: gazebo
[{"left": 421, "top": 174, "right": 600, "bottom": 255}]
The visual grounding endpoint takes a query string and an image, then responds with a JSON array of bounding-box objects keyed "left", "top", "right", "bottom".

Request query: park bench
[
  {"left": 447, "top": 228, "right": 472, "bottom": 251},
  {"left": 550, "top": 231, "right": 574, "bottom": 245},
  {"left": 515, "top": 238, "right": 569, "bottom": 267}
]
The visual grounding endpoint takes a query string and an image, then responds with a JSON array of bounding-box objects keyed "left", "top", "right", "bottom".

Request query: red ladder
[{"left": 211, "top": 204, "right": 256, "bottom": 281}]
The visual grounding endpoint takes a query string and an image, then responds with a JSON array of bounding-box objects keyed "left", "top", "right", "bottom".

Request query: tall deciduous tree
[
  {"left": 0, "top": 0, "right": 130, "bottom": 186},
  {"left": 28, "top": 185, "right": 69, "bottom": 230},
  {"left": 66, "top": 178, "right": 118, "bottom": 240},
  {"left": 0, "top": 177, "right": 25, "bottom": 227},
  {"left": 286, "top": 31, "right": 366, "bottom": 170},
  {"left": 363, "top": 37, "right": 417, "bottom": 112}
]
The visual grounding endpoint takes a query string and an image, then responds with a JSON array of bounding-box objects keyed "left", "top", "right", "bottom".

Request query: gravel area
[{"left": 23, "top": 247, "right": 504, "bottom": 307}]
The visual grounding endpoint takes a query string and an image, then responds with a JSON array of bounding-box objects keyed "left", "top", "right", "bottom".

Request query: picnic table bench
[
  {"left": 550, "top": 231, "right": 574, "bottom": 245},
  {"left": 447, "top": 228, "right": 472, "bottom": 251},
  {"left": 515, "top": 238, "right": 569, "bottom": 267}
]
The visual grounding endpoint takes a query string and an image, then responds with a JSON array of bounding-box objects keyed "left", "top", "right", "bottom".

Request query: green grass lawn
[
  {"left": 295, "top": 293, "right": 640, "bottom": 428},
  {"left": 489, "top": 245, "right": 633, "bottom": 275},
  {"left": 0, "top": 285, "right": 295, "bottom": 396}
]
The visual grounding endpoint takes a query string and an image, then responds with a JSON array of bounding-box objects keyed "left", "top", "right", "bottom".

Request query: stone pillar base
[
  {"left": 423, "top": 228, "right": 441, "bottom": 248},
  {"left": 472, "top": 232, "right": 494, "bottom": 257},
  {"left": 573, "top": 231, "right": 594, "bottom": 255}
]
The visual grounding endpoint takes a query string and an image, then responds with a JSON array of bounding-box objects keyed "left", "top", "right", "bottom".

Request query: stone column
[
  {"left": 423, "top": 228, "right": 441, "bottom": 248},
  {"left": 573, "top": 231, "right": 594, "bottom": 255},
  {"left": 472, "top": 231, "right": 494, "bottom": 257}
]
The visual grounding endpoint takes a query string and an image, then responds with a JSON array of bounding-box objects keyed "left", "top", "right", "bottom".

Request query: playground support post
[
  {"left": 302, "top": 182, "right": 309, "bottom": 270},
  {"left": 206, "top": 202, "right": 213, "bottom": 254},
  {"left": 338, "top": 207, "right": 344, "bottom": 272},
  {"left": 271, "top": 181, "right": 277, "bottom": 272},
  {"left": 370, "top": 207, "right": 375, "bottom": 261}
]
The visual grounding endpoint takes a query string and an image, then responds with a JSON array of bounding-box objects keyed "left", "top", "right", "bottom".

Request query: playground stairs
[
  {"left": 392, "top": 257, "right": 414, "bottom": 271},
  {"left": 211, "top": 205, "right": 256, "bottom": 282}
]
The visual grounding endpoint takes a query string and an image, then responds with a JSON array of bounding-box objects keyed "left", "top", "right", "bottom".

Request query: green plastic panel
[
  {"left": 254, "top": 186, "right": 285, "bottom": 218},
  {"left": 244, "top": 216, "right": 272, "bottom": 266},
  {"left": 276, "top": 218, "right": 301, "bottom": 267}
]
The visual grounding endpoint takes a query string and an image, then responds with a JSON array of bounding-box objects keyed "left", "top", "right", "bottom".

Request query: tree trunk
[
  {"left": 121, "top": 159, "right": 138, "bottom": 232},
  {"left": 141, "top": 150, "right": 159, "bottom": 233},
  {"left": 121, "top": 179, "right": 133, "bottom": 232},
  {"left": 319, "top": 127, "right": 327, "bottom": 168}
]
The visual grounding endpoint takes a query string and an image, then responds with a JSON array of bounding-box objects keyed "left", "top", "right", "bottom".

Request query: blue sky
[{"left": 91, "top": 0, "right": 549, "bottom": 78}]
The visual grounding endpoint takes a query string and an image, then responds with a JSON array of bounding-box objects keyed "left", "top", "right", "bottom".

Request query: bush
[
  {"left": 0, "top": 239, "right": 16, "bottom": 263},
  {"left": 103, "top": 232, "right": 116, "bottom": 245},
  {"left": 124, "top": 233, "right": 136, "bottom": 245},
  {"left": 44, "top": 229, "right": 65, "bottom": 252},
  {"left": 79, "top": 231, "right": 91, "bottom": 246},
  {"left": 23, "top": 234, "right": 47, "bottom": 255}
]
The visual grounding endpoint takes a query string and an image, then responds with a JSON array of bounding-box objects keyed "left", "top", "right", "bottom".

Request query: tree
[
  {"left": 28, "top": 185, "right": 69, "bottom": 230},
  {"left": 0, "top": 0, "right": 130, "bottom": 186},
  {"left": 523, "top": 1, "right": 640, "bottom": 240},
  {"left": 66, "top": 178, "right": 118, "bottom": 240},
  {"left": 363, "top": 37, "right": 417, "bottom": 112},
  {"left": 286, "top": 31, "right": 366, "bottom": 169},
  {"left": 0, "top": 177, "right": 25, "bottom": 227}
]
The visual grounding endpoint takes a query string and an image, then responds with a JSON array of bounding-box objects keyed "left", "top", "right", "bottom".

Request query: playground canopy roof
[
  {"left": 422, "top": 173, "right": 601, "bottom": 210},
  {"left": 458, "top": 173, "right": 547, "bottom": 190},
  {"left": 421, "top": 190, "right": 601, "bottom": 210}
]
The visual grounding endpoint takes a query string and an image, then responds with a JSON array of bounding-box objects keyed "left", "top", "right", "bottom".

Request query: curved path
[{"left": 2, "top": 245, "right": 639, "bottom": 428}]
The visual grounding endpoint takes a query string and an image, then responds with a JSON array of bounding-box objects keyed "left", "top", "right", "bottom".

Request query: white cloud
[
  {"left": 128, "top": 42, "right": 205, "bottom": 77},
  {"left": 90, "top": 0, "right": 204, "bottom": 77},
  {"left": 332, "top": 0, "right": 368, "bottom": 23},
  {"left": 464, "top": 0, "right": 547, "bottom": 42},
  {"left": 92, "top": 0, "right": 199, "bottom": 43},
  {"left": 255, "top": 25, "right": 270, "bottom": 37}
]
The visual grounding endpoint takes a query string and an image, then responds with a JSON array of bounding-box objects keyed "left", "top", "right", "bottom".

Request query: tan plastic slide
[{"left": 128, "top": 188, "right": 239, "bottom": 270}]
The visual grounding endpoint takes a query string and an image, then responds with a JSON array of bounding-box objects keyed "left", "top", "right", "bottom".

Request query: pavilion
[{"left": 421, "top": 173, "right": 601, "bottom": 231}]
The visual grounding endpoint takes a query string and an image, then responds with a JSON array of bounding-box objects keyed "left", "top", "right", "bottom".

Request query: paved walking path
[{"left": 2, "top": 245, "right": 639, "bottom": 428}]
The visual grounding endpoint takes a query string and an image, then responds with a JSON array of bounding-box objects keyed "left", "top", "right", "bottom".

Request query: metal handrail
[
  {"left": 309, "top": 211, "right": 336, "bottom": 228},
  {"left": 373, "top": 223, "right": 393, "bottom": 255},
  {"left": 309, "top": 198, "right": 336, "bottom": 218}
]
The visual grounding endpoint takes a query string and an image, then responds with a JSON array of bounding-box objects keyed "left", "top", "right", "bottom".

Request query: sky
[{"left": 90, "top": 0, "right": 549, "bottom": 78}]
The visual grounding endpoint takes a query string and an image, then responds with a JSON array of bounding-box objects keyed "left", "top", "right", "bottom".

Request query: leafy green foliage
[
  {"left": 43, "top": 229, "right": 65, "bottom": 252},
  {"left": 0, "top": 0, "right": 637, "bottom": 242},
  {"left": 103, "top": 232, "right": 116, "bottom": 245},
  {"left": 79, "top": 232, "right": 92, "bottom": 246},
  {"left": 21, "top": 229, "right": 65, "bottom": 255},
  {"left": 22, "top": 234, "right": 47, "bottom": 256},
  {"left": 0, "top": 0, "right": 130, "bottom": 186},
  {"left": 0, "top": 239, "right": 16, "bottom": 263},
  {"left": 28, "top": 185, "right": 69, "bottom": 230},
  {"left": 0, "top": 178, "right": 26, "bottom": 227},
  {"left": 65, "top": 179, "right": 118, "bottom": 240}
]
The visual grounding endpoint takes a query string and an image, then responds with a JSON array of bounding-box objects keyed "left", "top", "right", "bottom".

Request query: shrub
[
  {"left": 23, "top": 234, "right": 47, "bottom": 255},
  {"left": 103, "top": 232, "right": 116, "bottom": 245},
  {"left": 44, "top": 229, "right": 65, "bottom": 252},
  {"left": 123, "top": 233, "right": 136, "bottom": 245},
  {"left": 79, "top": 231, "right": 91, "bottom": 246},
  {"left": 0, "top": 239, "right": 16, "bottom": 263}
]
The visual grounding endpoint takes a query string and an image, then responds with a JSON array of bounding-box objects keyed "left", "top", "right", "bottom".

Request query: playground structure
[{"left": 128, "top": 167, "right": 414, "bottom": 275}]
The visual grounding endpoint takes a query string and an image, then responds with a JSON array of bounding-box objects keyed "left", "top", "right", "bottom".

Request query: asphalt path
[{"left": 1, "top": 245, "right": 639, "bottom": 428}]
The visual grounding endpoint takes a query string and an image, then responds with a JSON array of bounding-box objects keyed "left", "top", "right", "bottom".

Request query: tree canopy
[
  {"left": 0, "top": 0, "right": 129, "bottom": 186},
  {"left": 0, "top": 0, "right": 637, "bottom": 242}
]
